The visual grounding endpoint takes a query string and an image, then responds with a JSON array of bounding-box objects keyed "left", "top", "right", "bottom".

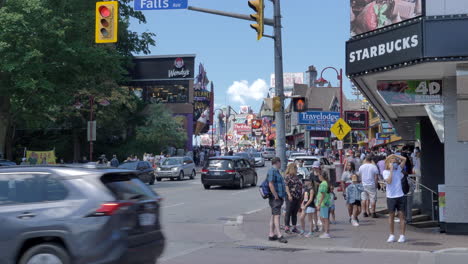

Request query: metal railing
[{"left": 408, "top": 175, "right": 439, "bottom": 222}]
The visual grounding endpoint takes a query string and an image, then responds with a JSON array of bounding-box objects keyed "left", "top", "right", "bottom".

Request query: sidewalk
[{"left": 239, "top": 192, "right": 468, "bottom": 252}]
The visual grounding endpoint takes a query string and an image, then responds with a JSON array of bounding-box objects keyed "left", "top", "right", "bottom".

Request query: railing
[{"left": 408, "top": 175, "right": 439, "bottom": 222}]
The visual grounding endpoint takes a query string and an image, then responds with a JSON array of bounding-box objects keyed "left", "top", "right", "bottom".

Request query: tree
[{"left": 0, "top": 0, "right": 155, "bottom": 159}]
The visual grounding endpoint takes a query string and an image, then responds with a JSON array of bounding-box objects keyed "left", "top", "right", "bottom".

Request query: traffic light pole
[{"left": 272, "top": 0, "right": 287, "bottom": 171}]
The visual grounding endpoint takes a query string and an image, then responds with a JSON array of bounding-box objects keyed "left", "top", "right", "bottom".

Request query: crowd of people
[{"left": 264, "top": 145, "right": 421, "bottom": 244}]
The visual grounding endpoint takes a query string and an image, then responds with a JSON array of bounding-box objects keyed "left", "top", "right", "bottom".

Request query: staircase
[{"left": 376, "top": 208, "right": 439, "bottom": 229}]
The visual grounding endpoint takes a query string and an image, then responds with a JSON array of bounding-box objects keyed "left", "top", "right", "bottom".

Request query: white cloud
[{"left": 227, "top": 79, "right": 268, "bottom": 104}]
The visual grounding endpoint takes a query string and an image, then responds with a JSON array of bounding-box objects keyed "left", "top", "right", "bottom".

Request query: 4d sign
[{"left": 135, "top": 0, "right": 188, "bottom": 10}]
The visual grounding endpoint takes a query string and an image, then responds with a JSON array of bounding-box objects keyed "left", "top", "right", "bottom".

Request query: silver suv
[
  {"left": 156, "top": 157, "right": 196, "bottom": 181},
  {"left": 0, "top": 166, "right": 165, "bottom": 264},
  {"left": 262, "top": 148, "right": 276, "bottom": 160}
]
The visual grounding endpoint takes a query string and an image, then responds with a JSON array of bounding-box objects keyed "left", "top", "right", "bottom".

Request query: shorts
[
  {"left": 305, "top": 207, "right": 316, "bottom": 214},
  {"left": 319, "top": 207, "right": 329, "bottom": 218},
  {"left": 351, "top": 200, "right": 361, "bottom": 206},
  {"left": 269, "top": 197, "right": 284, "bottom": 215},
  {"left": 387, "top": 196, "right": 406, "bottom": 213},
  {"left": 330, "top": 205, "right": 335, "bottom": 210},
  {"left": 361, "top": 185, "right": 377, "bottom": 202}
]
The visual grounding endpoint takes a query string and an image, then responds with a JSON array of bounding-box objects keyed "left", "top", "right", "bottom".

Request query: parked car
[
  {"left": 0, "top": 166, "right": 165, "bottom": 264},
  {"left": 262, "top": 147, "right": 276, "bottom": 160},
  {"left": 234, "top": 152, "right": 255, "bottom": 166},
  {"left": 0, "top": 159, "right": 16, "bottom": 166},
  {"left": 287, "top": 152, "right": 309, "bottom": 163},
  {"left": 201, "top": 157, "right": 257, "bottom": 189},
  {"left": 119, "top": 161, "right": 155, "bottom": 185},
  {"left": 155, "top": 157, "right": 196, "bottom": 181},
  {"left": 290, "top": 156, "right": 336, "bottom": 182},
  {"left": 252, "top": 152, "right": 265, "bottom": 167}
]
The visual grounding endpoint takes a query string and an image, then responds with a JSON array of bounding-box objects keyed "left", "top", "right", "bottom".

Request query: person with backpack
[
  {"left": 383, "top": 154, "right": 408, "bottom": 243},
  {"left": 315, "top": 171, "right": 332, "bottom": 239},
  {"left": 266, "top": 157, "right": 288, "bottom": 243},
  {"left": 299, "top": 178, "right": 317, "bottom": 237},
  {"left": 284, "top": 163, "right": 303, "bottom": 234}
]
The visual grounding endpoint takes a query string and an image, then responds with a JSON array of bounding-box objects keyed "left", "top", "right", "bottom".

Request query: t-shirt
[
  {"left": 315, "top": 181, "right": 330, "bottom": 208},
  {"left": 377, "top": 160, "right": 386, "bottom": 175},
  {"left": 285, "top": 175, "right": 303, "bottom": 200},
  {"left": 359, "top": 163, "right": 379, "bottom": 186},
  {"left": 383, "top": 168, "right": 404, "bottom": 198},
  {"left": 341, "top": 171, "right": 354, "bottom": 184}
]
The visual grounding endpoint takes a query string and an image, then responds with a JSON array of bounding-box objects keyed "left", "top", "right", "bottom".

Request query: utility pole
[{"left": 272, "top": 0, "right": 286, "bottom": 170}]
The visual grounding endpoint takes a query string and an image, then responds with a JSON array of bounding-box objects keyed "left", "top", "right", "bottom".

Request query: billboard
[
  {"left": 252, "top": 119, "right": 263, "bottom": 136},
  {"left": 234, "top": 124, "right": 251, "bottom": 135},
  {"left": 270, "top": 73, "right": 304, "bottom": 88},
  {"left": 377, "top": 80, "right": 442, "bottom": 105},
  {"left": 345, "top": 111, "right": 369, "bottom": 130},
  {"left": 351, "top": 0, "right": 423, "bottom": 37},
  {"left": 298, "top": 111, "right": 340, "bottom": 131}
]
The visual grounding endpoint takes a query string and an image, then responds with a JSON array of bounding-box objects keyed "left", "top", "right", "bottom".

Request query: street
[{"left": 153, "top": 163, "right": 468, "bottom": 264}]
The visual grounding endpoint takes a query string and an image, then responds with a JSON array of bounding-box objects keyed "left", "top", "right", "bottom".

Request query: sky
[{"left": 130, "top": 0, "right": 353, "bottom": 112}]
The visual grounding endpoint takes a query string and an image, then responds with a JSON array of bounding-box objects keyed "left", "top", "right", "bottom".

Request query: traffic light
[
  {"left": 293, "top": 97, "right": 307, "bottom": 112},
  {"left": 95, "top": 1, "right": 118, "bottom": 43},
  {"left": 273, "top": 96, "right": 281, "bottom": 112},
  {"left": 248, "top": 0, "right": 264, "bottom": 40}
]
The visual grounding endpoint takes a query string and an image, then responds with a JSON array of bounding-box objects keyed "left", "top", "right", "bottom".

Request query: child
[
  {"left": 316, "top": 172, "right": 332, "bottom": 239},
  {"left": 346, "top": 174, "right": 364, "bottom": 227},
  {"left": 299, "top": 179, "right": 317, "bottom": 237},
  {"left": 329, "top": 186, "right": 337, "bottom": 224}
]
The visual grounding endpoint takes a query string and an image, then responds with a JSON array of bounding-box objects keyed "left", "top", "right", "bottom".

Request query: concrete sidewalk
[{"left": 238, "top": 192, "right": 468, "bottom": 253}]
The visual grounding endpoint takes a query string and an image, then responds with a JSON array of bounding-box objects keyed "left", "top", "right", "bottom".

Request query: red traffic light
[
  {"left": 293, "top": 97, "right": 307, "bottom": 112},
  {"left": 99, "top": 6, "right": 111, "bottom": 18}
]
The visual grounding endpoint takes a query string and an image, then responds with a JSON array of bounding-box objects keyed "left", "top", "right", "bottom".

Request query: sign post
[{"left": 134, "top": 0, "right": 188, "bottom": 10}]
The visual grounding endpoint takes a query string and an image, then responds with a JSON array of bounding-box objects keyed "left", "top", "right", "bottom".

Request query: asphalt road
[{"left": 151, "top": 162, "right": 468, "bottom": 264}]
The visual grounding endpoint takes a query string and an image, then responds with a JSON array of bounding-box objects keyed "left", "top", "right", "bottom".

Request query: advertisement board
[
  {"left": 351, "top": 0, "right": 423, "bottom": 37},
  {"left": 299, "top": 111, "right": 340, "bottom": 131},
  {"left": 345, "top": 111, "right": 368, "bottom": 130},
  {"left": 251, "top": 119, "right": 263, "bottom": 136},
  {"left": 377, "top": 80, "right": 442, "bottom": 105},
  {"left": 270, "top": 73, "right": 304, "bottom": 88},
  {"left": 234, "top": 124, "right": 251, "bottom": 135}
]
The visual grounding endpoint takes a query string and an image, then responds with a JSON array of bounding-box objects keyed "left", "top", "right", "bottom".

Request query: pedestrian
[
  {"left": 284, "top": 163, "right": 303, "bottom": 234},
  {"left": 228, "top": 149, "right": 234, "bottom": 156},
  {"left": 412, "top": 148, "right": 421, "bottom": 175},
  {"left": 110, "top": 155, "right": 119, "bottom": 168},
  {"left": 199, "top": 150, "right": 205, "bottom": 166},
  {"left": 329, "top": 186, "right": 337, "bottom": 224},
  {"left": 346, "top": 174, "right": 364, "bottom": 226},
  {"left": 315, "top": 171, "right": 331, "bottom": 239},
  {"left": 310, "top": 161, "right": 326, "bottom": 186},
  {"left": 299, "top": 178, "right": 318, "bottom": 237},
  {"left": 266, "top": 157, "right": 288, "bottom": 243},
  {"left": 359, "top": 155, "right": 380, "bottom": 218},
  {"left": 20, "top": 158, "right": 28, "bottom": 165},
  {"left": 383, "top": 154, "right": 408, "bottom": 243}
]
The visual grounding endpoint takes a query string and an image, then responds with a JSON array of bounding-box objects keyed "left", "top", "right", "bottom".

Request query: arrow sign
[{"left": 134, "top": 0, "right": 188, "bottom": 10}]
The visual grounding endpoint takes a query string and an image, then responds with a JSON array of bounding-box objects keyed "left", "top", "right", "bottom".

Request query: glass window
[
  {"left": 207, "top": 160, "right": 233, "bottom": 170},
  {"left": 45, "top": 178, "right": 68, "bottom": 201},
  {"left": 162, "top": 158, "right": 182, "bottom": 166},
  {"left": 130, "top": 80, "right": 190, "bottom": 104},
  {"left": 101, "top": 173, "right": 158, "bottom": 201},
  {"left": 119, "top": 162, "right": 138, "bottom": 170}
]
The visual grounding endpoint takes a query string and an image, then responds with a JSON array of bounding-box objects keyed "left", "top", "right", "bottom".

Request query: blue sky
[{"left": 130, "top": 0, "right": 353, "bottom": 112}]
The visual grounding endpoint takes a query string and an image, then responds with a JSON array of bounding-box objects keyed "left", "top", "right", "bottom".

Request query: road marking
[
  {"left": 162, "top": 202, "right": 185, "bottom": 209},
  {"left": 231, "top": 190, "right": 249, "bottom": 195},
  {"left": 244, "top": 207, "right": 267, "bottom": 215}
]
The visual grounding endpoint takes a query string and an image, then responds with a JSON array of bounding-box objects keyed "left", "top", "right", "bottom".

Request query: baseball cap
[{"left": 312, "top": 161, "right": 321, "bottom": 168}]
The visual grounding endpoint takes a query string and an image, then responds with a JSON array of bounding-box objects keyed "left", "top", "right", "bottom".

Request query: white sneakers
[
  {"left": 387, "top": 234, "right": 406, "bottom": 243},
  {"left": 351, "top": 219, "right": 359, "bottom": 227},
  {"left": 319, "top": 233, "right": 331, "bottom": 239}
]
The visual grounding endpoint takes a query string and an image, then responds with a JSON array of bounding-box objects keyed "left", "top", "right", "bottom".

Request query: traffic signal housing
[
  {"left": 273, "top": 96, "right": 281, "bottom": 112},
  {"left": 293, "top": 97, "right": 307, "bottom": 112},
  {"left": 95, "top": 1, "right": 118, "bottom": 43},
  {"left": 248, "top": 0, "right": 264, "bottom": 40}
]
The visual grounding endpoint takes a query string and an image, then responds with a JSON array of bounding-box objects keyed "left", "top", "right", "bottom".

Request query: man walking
[
  {"left": 359, "top": 155, "right": 379, "bottom": 218},
  {"left": 110, "top": 155, "right": 119, "bottom": 168},
  {"left": 267, "top": 157, "right": 288, "bottom": 243}
]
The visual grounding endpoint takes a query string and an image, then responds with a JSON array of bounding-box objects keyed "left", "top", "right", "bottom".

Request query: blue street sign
[
  {"left": 298, "top": 111, "right": 340, "bottom": 125},
  {"left": 134, "top": 0, "right": 188, "bottom": 10}
]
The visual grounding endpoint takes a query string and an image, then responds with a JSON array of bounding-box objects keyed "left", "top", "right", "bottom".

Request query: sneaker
[
  {"left": 268, "top": 235, "right": 278, "bottom": 241},
  {"left": 319, "top": 233, "right": 331, "bottom": 239},
  {"left": 305, "top": 232, "right": 313, "bottom": 238},
  {"left": 372, "top": 213, "right": 378, "bottom": 218},
  {"left": 298, "top": 230, "right": 305, "bottom": 236},
  {"left": 398, "top": 235, "right": 406, "bottom": 243},
  {"left": 394, "top": 217, "right": 400, "bottom": 223},
  {"left": 351, "top": 219, "right": 359, "bottom": 227},
  {"left": 291, "top": 227, "right": 300, "bottom": 234},
  {"left": 363, "top": 212, "right": 369, "bottom": 217},
  {"left": 278, "top": 236, "right": 288, "bottom": 243},
  {"left": 387, "top": 234, "right": 396, "bottom": 243}
]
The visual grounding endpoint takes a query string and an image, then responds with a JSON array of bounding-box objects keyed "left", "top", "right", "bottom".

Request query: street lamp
[
  {"left": 213, "top": 109, "right": 224, "bottom": 150},
  {"left": 316, "top": 67, "right": 344, "bottom": 165}
]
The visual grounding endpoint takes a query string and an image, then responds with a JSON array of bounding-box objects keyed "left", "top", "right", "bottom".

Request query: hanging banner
[
  {"left": 251, "top": 119, "right": 263, "bottom": 136},
  {"left": 345, "top": 111, "right": 369, "bottom": 130},
  {"left": 26, "top": 150, "right": 57, "bottom": 165}
]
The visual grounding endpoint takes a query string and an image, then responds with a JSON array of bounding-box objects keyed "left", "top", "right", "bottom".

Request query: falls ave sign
[{"left": 134, "top": 0, "right": 188, "bottom": 10}]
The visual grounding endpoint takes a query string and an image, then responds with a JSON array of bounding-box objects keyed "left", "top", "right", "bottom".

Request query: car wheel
[
  {"left": 20, "top": 243, "right": 70, "bottom": 264},
  {"left": 251, "top": 175, "right": 257, "bottom": 187},
  {"left": 178, "top": 171, "right": 184, "bottom": 181},
  {"left": 149, "top": 175, "right": 155, "bottom": 185},
  {"left": 203, "top": 184, "right": 211, "bottom": 190},
  {"left": 238, "top": 177, "right": 244, "bottom": 189},
  {"left": 190, "top": 170, "right": 196, "bottom": 179},
  {"left": 156, "top": 178, "right": 162, "bottom": 182}
]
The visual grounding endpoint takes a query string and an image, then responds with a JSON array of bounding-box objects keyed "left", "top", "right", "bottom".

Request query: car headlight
[
  {"left": 156, "top": 167, "right": 161, "bottom": 171},
  {"left": 172, "top": 167, "right": 179, "bottom": 171}
]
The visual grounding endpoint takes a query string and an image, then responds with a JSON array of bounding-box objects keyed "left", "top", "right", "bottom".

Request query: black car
[
  {"left": 0, "top": 166, "right": 164, "bottom": 264},
  {"left": 119, "top": 161, "right": 155, "bottom": 185},
  {"left": 201, "top": 156, "right": 257, "bottom": 190},
  {"left": 0, "top": 159, "right": 16, "bottom": 166},
  {"left": 234, "top": 152, "right": 255, "bottom": 166}
]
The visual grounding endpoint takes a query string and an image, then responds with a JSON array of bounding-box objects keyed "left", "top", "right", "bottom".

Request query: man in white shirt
[
  {"left": 359, "top": 155, "right": 379, "bottom": 218},
  {"left": 383, "top": 154, "right": 407, "bottom": 243}
]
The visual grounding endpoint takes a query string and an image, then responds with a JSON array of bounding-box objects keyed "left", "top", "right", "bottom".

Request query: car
[
  {"left": 201, "top": 156, "right": 258, "bottom": 190},
  {"left": 291, "top": 155, "right": 336, "bottom": 182},
  {"left": 252, "top": 152, "right": 265, "bottom": 167},
  {"left": 0, "top": 166, "right": 165, "bottom": 264},
  {"left": 155, "top": 157, "right": 196, "bottom": 181},
  {"left": 262, "top": 147, "right": 276, "bottom": 160},
  {"left": 234, "top": 152, "right": 255, "bottom": 166},
  {"left": 0, "top": 159, "right": 16, "bottom": 166},
  {"left": 287, "top": 152, "right": 309, "bottom": 163},
  {"left": 119, "top": 161, "right": 155, "bottom": 185}
]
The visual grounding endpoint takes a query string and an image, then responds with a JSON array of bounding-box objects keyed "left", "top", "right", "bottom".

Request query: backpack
[
  {"left": 259, "top": 179, "right": 271, "bottom": 199},
  {"left": 401, "top": 172, "right": 410, "bottom": 195}
]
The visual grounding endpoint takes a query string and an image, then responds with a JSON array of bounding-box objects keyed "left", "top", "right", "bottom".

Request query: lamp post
[
  {"left": 213, "top": 109, "right": 224, "bottom": 150},
  {"left": 316, "top": 67, "right": 344, "bottom": 164}
]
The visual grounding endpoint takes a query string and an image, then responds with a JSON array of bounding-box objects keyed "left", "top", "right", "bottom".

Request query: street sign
[
  {"left": 337, "top": 140, "right": 344, "bottom": 150},
  {"left": 330, "top": 118, "right": 351, "bottom": 141},
  {"left": 376, "top": 133, "right": 391, "bottom": 140},
  {"left": 134, "top": 0, "right": 188, "bottom": 11}
]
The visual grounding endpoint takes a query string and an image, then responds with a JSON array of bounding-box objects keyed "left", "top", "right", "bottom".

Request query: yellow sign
[
  {"left": 330, "top": 118, "right": 351, "bottom": 140},
  {"left": 26, "top": 150, "right": 57, "bottom": 165}
]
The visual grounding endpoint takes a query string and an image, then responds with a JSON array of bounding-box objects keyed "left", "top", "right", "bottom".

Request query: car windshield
[
  {"left": 118, "top": 162, "right": 137, "bottom": 170},
  {"left": 299, "top": 159, "right": 318, "bottom": 166},
  {"left": 252, "top": 153, "right": 262, "bottom": 157},
  {"left": 162, "top": 158, "right": 182, "bottom": 166},
  {"left": 207, "top": 159, "right": 234, "bottom": 170}
]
